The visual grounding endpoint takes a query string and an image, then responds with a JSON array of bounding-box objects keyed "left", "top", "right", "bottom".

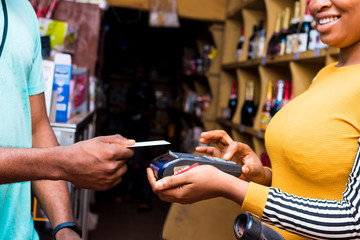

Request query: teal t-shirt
[{"left": 0, "top": 0, "right": 46, "bottom": 239}]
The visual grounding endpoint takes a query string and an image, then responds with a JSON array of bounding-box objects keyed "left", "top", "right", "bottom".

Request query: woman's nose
[{"left": 309, "top": 0, "right": 333, "bottom": 13}]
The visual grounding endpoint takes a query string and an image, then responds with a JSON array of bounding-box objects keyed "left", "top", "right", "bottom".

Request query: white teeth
[{"left": 319, "top": 17, "right": 339, "bottom": 25}]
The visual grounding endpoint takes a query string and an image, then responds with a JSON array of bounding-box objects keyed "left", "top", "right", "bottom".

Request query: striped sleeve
[{"left": 262, "top": 138, "right": 360, "bottom": 239}]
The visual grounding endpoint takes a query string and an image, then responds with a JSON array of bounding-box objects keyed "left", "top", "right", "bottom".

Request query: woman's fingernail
[{"left": 156, "top": 181, "right": 164, "bottom": 189}]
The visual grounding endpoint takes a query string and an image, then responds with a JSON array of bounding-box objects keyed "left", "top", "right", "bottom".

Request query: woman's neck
[{"left": 338, "top": 41, "right": 360, "bottom": 67}]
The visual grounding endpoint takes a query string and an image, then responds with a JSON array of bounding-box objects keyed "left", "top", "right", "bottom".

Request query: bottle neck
[
  {"left": 231, "top": 81, "right": 237, "bottom": 96},
  {"left": 293, "top": 1, "right": 300, "bottom": 20},
  {"left": 282, "top": 82, "right": 290, "bottom": 101},
  {"left": 245, "top": 81, "right": 254, "bottom": 101},
  {"left": 275, "top": 80, "right": 285, "bottom": 102},
  {"left": 266, "top": 82, "right": 273, "bottom": 101},
  {"left": 274, "top": 14, "right": 281, "bottom": 33},
  {"left": 282, "top": 8, "right": 291, "bottom": 30}
]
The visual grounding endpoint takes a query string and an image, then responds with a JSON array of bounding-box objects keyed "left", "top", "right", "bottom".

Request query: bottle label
[
  {"left": 260, "top": 112, "right": 271, "bottom": 130},
  {"left": 248, "top": 42, "right": 253, "bottom": 59},
  {"left": 279, "top": 39, "right": 286, "bottom": 55},
  {"left": 257, "top": 37, "right": 266, "bottom": 58},
  {"left": 308, "top": 30, "right": 317, "bottom": 50},
  {"left": 297, "top": 33, "right": 308, "bottom": 52},
  {"left": 285, "top": 34, "right": 294, "bottom": 54},
  {"left": 236, "top": 49, "right": 242, "bottom": 61}
]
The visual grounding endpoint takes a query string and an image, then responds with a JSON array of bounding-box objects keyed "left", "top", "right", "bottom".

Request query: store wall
[{"left": 107, "top": 0, "right": 227, "bottom": 22}]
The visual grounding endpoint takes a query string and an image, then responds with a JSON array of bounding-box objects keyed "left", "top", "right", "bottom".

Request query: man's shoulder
[{"left": 8, "top": 0, "right": 38, "bottom": 24}]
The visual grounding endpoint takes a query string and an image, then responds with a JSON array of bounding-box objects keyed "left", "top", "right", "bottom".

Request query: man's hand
[{"left": 60, "top": 135, "right": 135, "bottom": 191}]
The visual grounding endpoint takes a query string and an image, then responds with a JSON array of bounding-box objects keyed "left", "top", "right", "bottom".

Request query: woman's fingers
[
  {"left": 195, "top": 146, "right": 222, "bottom": 157},
  {"left": 199, "top": 130, "right": 233, "bottom": 149}
]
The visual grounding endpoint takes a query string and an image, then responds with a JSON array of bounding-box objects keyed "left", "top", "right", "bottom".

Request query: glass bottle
[
  {"left": 270, "top": 80, "right": 285, "bottom": 117},
  {"left": 279, "top": 7, "right": 291, "bottom": 56},
  {"left": 228, "top": 80, "right": 238, "bottom": 121},
  {"left": 267, "top": 12, "right": 282, "bottom": 56},
  {"left": 260, "top": 81, "right": 273, "bottom": 131},
  {"left": 241, "top": 80, "right": 257, "bottom": 126},
  {"left": 285, "top": 1, "right": 300, "bottom": 54},
  {"left": 236, "top": 24, "right": 245, "bottom": 61}
]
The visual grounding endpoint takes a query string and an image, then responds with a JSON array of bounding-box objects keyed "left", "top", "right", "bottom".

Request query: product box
[
  {"left": 70, "top": 67, "right": 89, "bottom": 115},
  {"left": 38, "top": 18, "right": 68, "bottom": 52},
  {"left": 53, "top": 53, "right": 72, "bottom": 123},
  {"left": 41, "top": 60, "right": 55, "bottom": 118}
]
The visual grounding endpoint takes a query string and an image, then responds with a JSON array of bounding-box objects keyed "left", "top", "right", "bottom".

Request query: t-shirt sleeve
[
  {"left": 242, "top": 181, "right": 270, "bottom": 218},
  {"left": 28, "top": 15, "right": 46, "bottom": 96}
]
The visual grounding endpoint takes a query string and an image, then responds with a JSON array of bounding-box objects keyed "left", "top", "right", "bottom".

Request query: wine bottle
[
  {"left": 260, "top": 81, "right": 273, "bottom": 131},
  {"left": 270, "top": 80, "right": 285, "bottom": 117},
  {"left": 285, "top": 1, "right": 300, "bottom": 55},
  {"left": 308, "top": 21, "right": 318, "bottom": 51},
  {"left": 267, "top": 12, "right": 282, "bottom": 56},
  {"left": 241, "top": 80, "right": 257, "bottom": 126},
  {"left": 279, "top": 81, "right": 291, "bottom": 108},
  {"left": 279, "top": 7, "right": 291, "bottom": 56},
  {"left": 247, "top": 25, "right": 257, "bottom": 60},
  {"left": 256, "top": 20, "right": 266, "bottom": 59},
  {"left": 297, "top": 0, "right": 313, "bottom": 52},
  {"left": 236, "top": 24, "right": 245, "bottom": 61},
  {"left": 228, "top": 80, "right": 238, "bottom": 121}
]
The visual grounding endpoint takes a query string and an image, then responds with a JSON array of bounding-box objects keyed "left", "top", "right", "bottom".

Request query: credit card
[{"left": 126, "top": 140, "right": 170, "bottom": 148}]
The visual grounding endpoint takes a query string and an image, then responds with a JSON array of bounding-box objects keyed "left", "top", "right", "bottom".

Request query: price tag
[
  {"left": 261, "top": 56, "right": 267, "bottom": 66},
  {"left": 314, "top": 48, "right": 320, "bottom": 57},
  {"left": 293, "top": 52, "right": 299, "bottom": 60},
  {"left": 239, "top": 125, "right": 244, "bottom": 133}
]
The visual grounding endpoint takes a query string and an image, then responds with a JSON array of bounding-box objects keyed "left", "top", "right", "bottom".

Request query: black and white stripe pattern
[{"left": 262, "top": 138, "right": 360, "bottom": 239}]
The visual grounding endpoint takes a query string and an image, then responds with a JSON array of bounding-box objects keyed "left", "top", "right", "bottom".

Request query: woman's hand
[
  {"left": 195, "top": 130, "right": 271, "bottom": 186},
  {"left": 147, "top": 165, "right": 247, "bottom": 205}
]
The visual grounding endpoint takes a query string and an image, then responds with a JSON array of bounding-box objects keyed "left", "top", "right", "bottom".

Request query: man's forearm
[
  {"left": 32, "top": 180, "right": 74, "bottom": 228},
  {"left": 29, "top": 92, "right": 76, "bottom": 229},
  {"left": 0, "top": 146, "right": 65, "bottom": 184}
]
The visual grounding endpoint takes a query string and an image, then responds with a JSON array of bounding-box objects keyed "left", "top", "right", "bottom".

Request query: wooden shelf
[
  {"left": 222, "top": 48, "right": 329, "bottom": 70},
  {"left": 217, "top": 118, "right": 264, "bottom": 139},
  {"left": 227, "top": 0, "right": 266, "bottom": 19},
  {"left": 214, "top": 0, "right": 340, "bottom": 157}
]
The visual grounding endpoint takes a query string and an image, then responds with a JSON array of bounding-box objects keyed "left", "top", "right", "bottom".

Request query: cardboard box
[{"left": 54, "top": 53, "right": 72, "bottom": 122}]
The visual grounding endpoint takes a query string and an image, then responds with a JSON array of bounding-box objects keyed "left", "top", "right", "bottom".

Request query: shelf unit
[{"left": 216, "top": 0, "right": 340, "bottom": 157}]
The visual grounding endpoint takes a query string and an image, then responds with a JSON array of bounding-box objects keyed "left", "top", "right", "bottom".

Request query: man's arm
[{"left": 30, "top": 93, "right": 80, "bottom": 239}]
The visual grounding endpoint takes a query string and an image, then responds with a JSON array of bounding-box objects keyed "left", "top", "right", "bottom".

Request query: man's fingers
[{"left": 99, "top": 134, "right": 135, "bottom": 146}]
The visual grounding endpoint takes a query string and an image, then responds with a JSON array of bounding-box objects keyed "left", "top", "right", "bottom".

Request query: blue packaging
[{"left": 53, "top": 53, "right": 72, "bottom": 122}]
